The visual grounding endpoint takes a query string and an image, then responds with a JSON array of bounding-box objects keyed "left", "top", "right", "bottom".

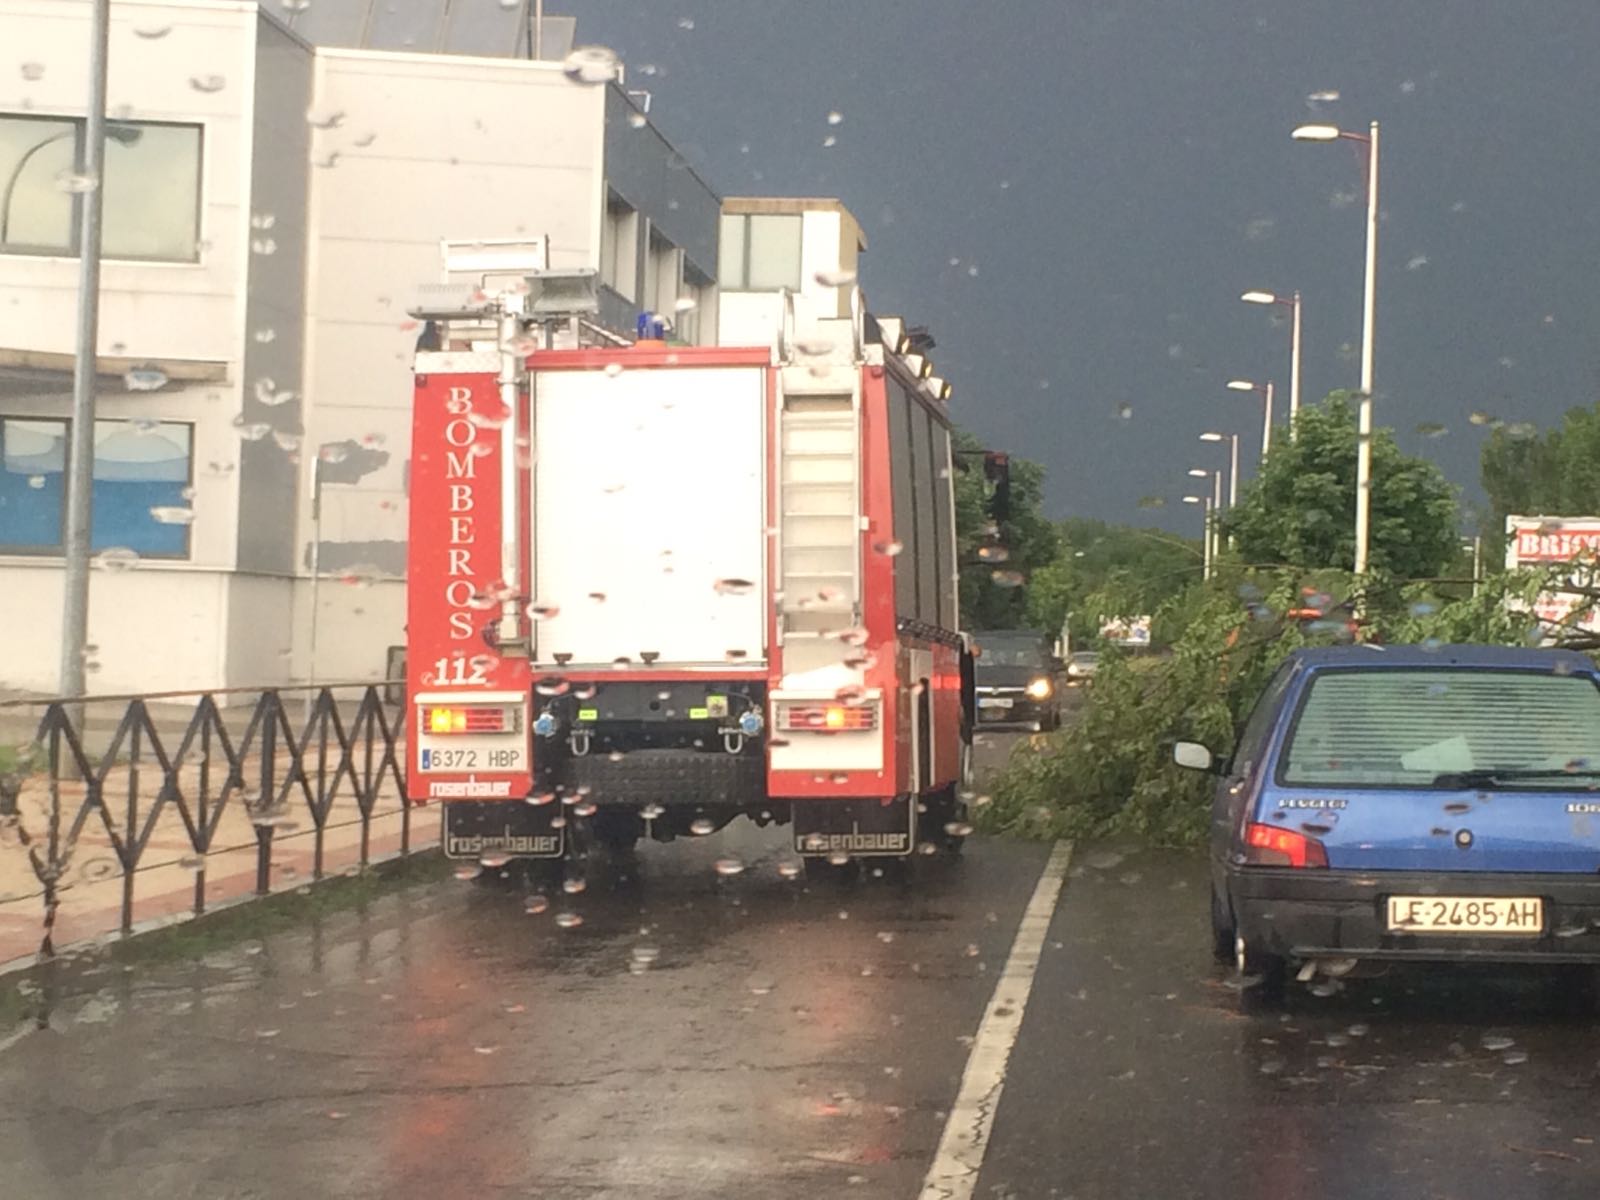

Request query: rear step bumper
[{"left": 1226, "top": 866, "right": 1600, "bottom": 963}]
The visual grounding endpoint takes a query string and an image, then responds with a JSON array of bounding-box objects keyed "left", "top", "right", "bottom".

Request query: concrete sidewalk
[{"left": 0, "top": 697, "right": 426, "bottom": 970}]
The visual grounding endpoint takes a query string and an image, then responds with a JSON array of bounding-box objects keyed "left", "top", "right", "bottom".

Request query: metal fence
[{"left": 0, "top": 684, "right": 409, "bottom": 963}]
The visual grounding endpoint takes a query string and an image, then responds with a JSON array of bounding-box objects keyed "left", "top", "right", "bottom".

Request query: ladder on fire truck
[{"left": 774, "top": 290, "right": 867, "bottom": 657}]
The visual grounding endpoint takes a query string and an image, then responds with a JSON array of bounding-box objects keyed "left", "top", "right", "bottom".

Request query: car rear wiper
[{"left": 1431, "top": 768, "right": 1600, "bottom": 789}]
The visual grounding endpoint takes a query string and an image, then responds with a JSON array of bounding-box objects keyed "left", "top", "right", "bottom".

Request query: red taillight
[
  {"left": 1244, "top": 822, "right": 1328, "bottom": 868},
  {"left": 778, "top": 704, "right": 877, "bottom": 732},
  {"left": 424, "top": 705, "right": 512, "bottom": 734}
]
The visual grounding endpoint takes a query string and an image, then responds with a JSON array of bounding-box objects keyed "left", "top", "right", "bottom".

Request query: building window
[
  {"left": 0, "top": 114, "right": 203, "bottom": 262},
  {"left": 600, "top": 192, "right": 638, "bottom": 301},
  {"left": 645, "top": 227, "right": 683, "bottom": 328},
  {"left": 718, "top": 213, "right": 802, "bottom": 291},
  {"left": 0, "top": 417, "right": 194, "bottom": 557},
  {"left": 677, "top": 263, "right": 712, "bottom": 345}
]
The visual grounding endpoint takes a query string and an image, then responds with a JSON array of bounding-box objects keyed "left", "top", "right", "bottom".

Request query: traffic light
[{"left": 984, "top": 452, "right": 1011, "bottom": 523}]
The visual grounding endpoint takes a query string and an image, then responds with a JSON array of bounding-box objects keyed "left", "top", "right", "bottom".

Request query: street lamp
[
  {"left": 1240, "top": 289, "right": 1302, "bottom": 434},
  {"left": 1189, "top": 467, "right": 1223, "bottom": 565},
  {"left": 1, "top": 123, "right": 140, "bottom": 245},
  {"left": 1199, "top": 431, "right": 1239, "bottom": 508},
  {"left": 1226, "top": 378, "right": 1275, "bottom": 461},
  {"left": 1294, "top": 119, "right": 1380, "bottom": 575},
  {"left": 1182, "top": 495, "right": 1212, "bottom": 581}
]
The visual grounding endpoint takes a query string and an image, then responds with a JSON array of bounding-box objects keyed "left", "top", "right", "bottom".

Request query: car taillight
[
  {"left": 424, "top": 705, "right": 514, "bottom": 734},
  {"left": 779, "top": 704, "right": 877, "bottom": 732},
  {"left": 1244, "top": 822, "right": 1328, "bottom": 868}
]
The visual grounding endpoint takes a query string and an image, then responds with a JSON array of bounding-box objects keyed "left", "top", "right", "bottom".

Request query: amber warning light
[
  {"left": 779, "top": 704, "right": 877, "bottom": 733},
  {"left": 424, "top": 705, "right": 515, "bottom": 735}
]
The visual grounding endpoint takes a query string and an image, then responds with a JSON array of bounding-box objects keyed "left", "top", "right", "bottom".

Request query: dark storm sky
[{"left": 567, "top": 1, "right": 1600, "bottom": 531}]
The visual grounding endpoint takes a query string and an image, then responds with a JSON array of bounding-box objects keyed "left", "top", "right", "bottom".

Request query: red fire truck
[{"left": 404, "top": 277, "right": 973, "bottom": 872}]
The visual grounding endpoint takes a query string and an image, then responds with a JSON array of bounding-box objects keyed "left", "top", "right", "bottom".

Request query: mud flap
[
  {"left": 442, "top": 801, "right": 565, "bottom": 859},
  {"left": 793, "top": 796, "right": 916, "bottom": 857}
]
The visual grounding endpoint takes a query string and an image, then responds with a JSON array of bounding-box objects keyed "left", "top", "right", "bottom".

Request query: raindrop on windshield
[
  {"left": 814, "top": 268, "right": 856, "bottom": 287},
  {"left": 990, "top": 570, "right": 1025, "bottom": 588},
  {"left": 562, "top": 877, "right": 587, "bottom": 895},
  {"left": 454, "top": 863, "right": 483, "bottom": 881},
  {"left": 149, "top": 506, "right": 195, "bottom": 526},
  {"left": 305, "top": 108, "right": 345, "bottom": 129},
  {"left": 563, "top": 46, "right": 621, "bottom": 85},
  {"left": 714, "top": 858, "right": 746, "bottom": 877},
  {"left": 189, "top": 74, "right": 226, "bottom": 93},
  {"left": 714, "top": 578, "right": 755, "bottom": 596},
  {"left": 690, "top": 817, "right": 715, "bottom": 836},
  {"left": 524, "top": 894, "right": 550, "bottom": 914},
  {"left": 123, "top": 365, "right": 168, "bottom": 391},
  {"left": 553, "top": 912, "right": 584, "bottom": 929},
  {"left": 94, "top": 547, "right": 141, "bottom": 572},
  {"left": 55, "top": 171, "right": 98, "bottom": 194},
  {"left": 133, "top": 23, "right": 172, "bottom": 38}
]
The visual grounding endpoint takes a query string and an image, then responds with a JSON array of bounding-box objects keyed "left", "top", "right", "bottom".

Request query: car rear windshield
[{"left": 1279, "top": 668, "right": 1600, "bottom": 788}]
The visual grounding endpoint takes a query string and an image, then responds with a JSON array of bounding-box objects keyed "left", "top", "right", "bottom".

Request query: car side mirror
[{"left": 1173, "top": 741, "right": 1215, "bottom": 772}]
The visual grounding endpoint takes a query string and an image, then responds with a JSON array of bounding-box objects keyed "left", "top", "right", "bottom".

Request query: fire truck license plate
[{"left": 420, "top": 744, "right": 527, "bottom": 773}]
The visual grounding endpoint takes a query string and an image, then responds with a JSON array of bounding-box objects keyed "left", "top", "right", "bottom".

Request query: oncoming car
[
  {"left": 973, "top": 630, "right": 1061, "bottom": 732},
  {"left": 1175, "top": 645, "right": 1600, "bottom": 1003},
  {"left": 1065, "top": 651, "right": 1099, "bottom": 685}
]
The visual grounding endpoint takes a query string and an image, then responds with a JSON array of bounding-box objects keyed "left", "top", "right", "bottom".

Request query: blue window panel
[
  {"left": 0, "top": 418, "right": 66, "bottom": 550},
  {"left": 90, "top": 479, "right": 189, "bottom": 555},
  {"left": 92, "top": 422, "right": 191, "bottom": 556},
  {"left": 0, "top": 417, "right": 191, "bottom": 556}
]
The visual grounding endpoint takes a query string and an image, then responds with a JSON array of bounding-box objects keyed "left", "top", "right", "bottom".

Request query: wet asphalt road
[
  {"left": 974, "top": 847, "right": 1600, "bottom": 1200},
  {"left": 5, "top": 727, "right": 1600, "bottom": 1199}
]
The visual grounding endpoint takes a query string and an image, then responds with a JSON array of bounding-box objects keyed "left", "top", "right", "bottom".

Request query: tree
[
  {"left": 1022, "top": 517, "right": 1203, "bottom": 645},
  {"left": 953, "top": 429, "right": 1060, "bottom": 630},
  {"left": 1220, "top": 392, "right": 1459, "bottom": 578},
  {"left": 1480, "top": 403, "right": 1600, "bottom": 556}
]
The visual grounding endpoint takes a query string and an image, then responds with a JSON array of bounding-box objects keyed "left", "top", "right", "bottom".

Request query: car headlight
[{"left": 1026, "top": 677, "right": 1053, "bottom": 700}]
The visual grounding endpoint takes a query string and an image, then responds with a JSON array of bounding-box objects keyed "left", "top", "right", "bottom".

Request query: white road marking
[{"left": 919, "top": 839, "right": 1073, "bottom": 1200}]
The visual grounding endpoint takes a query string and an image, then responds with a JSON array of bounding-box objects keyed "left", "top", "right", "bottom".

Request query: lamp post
[
  {"left": 1199, "top": 431, "right": 1239, "bottom": 507},
  {"left": 1188, "top": 467, "right": 1223, "bottom": 565},
  {"left": 1240, "top": 289, "right": 1302, "bottom": 434},
  {"left": 1183, "top": 494, "right": 1212, "bottom": 580},
  {"left": 59, "top": 0, "right": 112, "bottom": 700},
  {"left": 1294, "top": 119, "right": 1380, "bottom": 575},
  {"left": 1226, "top": 378, "right": 1275, "bottom": 462}
]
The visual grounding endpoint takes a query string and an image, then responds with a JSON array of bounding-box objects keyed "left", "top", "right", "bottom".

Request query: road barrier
[{"left": 0, "top": 684, "right": 410, "bottom": 965}]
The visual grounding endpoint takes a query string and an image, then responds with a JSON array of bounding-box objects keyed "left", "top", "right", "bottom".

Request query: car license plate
[
  {"left": 978, "top": 697, "right": 1013, "bottom": 710},
  {"left": 1386, "top": 895, "right": 1544, "bottom": 934}
]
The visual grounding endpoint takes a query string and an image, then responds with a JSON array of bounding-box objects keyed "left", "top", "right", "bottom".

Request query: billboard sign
[
  {"left": 1100, "top": 615, "right": 1153, "bottom": 647},
  {"left": 1505, "top": 515, "right": 1600, "bottom": 636}
]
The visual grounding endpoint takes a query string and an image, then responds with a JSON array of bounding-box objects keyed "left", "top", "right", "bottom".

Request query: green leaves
[
  {"left": 982, "top": 564, "right": 1564, "bottom": 849},
  {"left": 1222, "top": 392, "right": 1460, "bottom": 578}
]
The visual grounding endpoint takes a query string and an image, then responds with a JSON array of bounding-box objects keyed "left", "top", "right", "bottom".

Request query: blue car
[{"left": 1174, "top": 645, "right": 1600, "bottom": 1001}]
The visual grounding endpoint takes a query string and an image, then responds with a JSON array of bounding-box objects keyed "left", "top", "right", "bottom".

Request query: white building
[{"left": 0, "top": 0, "right": 720, "bottom": 695}]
